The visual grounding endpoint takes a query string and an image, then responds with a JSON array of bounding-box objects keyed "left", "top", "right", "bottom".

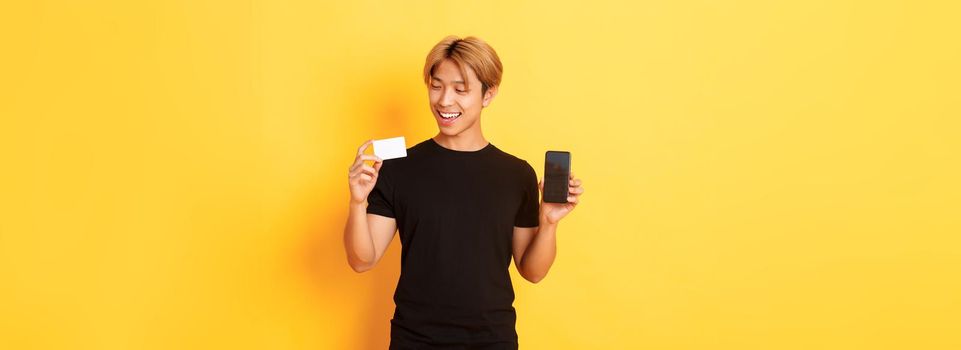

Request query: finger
[
  {"left": 348, "top": 170, "right": 373, "bottom": 182},
  {"left": 349, "top": 171, "right": 377, "bottom": 185},
  {"left": 356, "top": 139, "right": 373, "bottom": 156},
  {"left": 349, "top": 164, "right": 377, "bottom": 178},
  {"left": 569, "top": 178, "right": 581, "bottom": 186},
  {"left": 374, "top": 161, "right": 383, "bottom": 172},
  {"left": 351, "top": 154, "right": 383, "bottom": 172},
  {"left": 567, "top": 195, "right": 577, "bottom": 203},
  {"left": 348, "top": 155, "right": 368, "bottom": 173},
  {"left": 569, "top": 171, "right": 576, "bottom": 180},
  {"left": 569, "top": 186, "right": 584, "bottom": 195},
  {"left": 356, "top": 154, "right": 382, "bottom": 163},
  {"left": 359, "top": 165, "right": 377, "bottom": 177}
]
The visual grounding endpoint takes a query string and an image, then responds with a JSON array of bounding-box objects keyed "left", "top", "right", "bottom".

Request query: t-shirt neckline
[{"left": 428, "top": 137, "right": 494, "bottom": 155}]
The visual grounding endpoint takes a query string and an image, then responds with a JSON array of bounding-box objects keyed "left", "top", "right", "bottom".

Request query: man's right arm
[{"left": 344, "top": 200, "right": 397, "bottom": 273}]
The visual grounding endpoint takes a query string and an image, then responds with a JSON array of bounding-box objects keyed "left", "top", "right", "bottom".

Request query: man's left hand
[{"left": 538, "top": 171, "right": 584, "bottom": 225}]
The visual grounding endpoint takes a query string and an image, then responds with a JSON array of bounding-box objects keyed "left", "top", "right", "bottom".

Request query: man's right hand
[{"left": 347, "top": 139, "right": 384, "bottom": 204}]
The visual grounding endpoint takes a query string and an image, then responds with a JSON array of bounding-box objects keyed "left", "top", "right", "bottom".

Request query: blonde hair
[{"left": 423, "top": 35, "right": 503, "bottom": 95}]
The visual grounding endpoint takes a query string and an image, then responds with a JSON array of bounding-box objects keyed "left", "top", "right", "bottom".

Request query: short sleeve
[
  {"left": 366, "top": 162, "right": 395, "bottom": 218},
  {"left": 514, "top": 162, "right": 540, "bottom": 228}
]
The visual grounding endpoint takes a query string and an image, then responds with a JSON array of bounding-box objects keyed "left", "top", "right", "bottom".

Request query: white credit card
[{"left": 372, "top": 136, "right": 407, "bottom": 160}]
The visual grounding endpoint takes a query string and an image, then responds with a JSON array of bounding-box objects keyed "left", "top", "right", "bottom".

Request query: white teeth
[{"left": 440, "top": 112, "right": 461, "bottom": 119}]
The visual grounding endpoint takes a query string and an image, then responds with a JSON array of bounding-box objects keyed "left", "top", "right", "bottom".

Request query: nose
[{"left": 439, "top": 88, "right": 455, "bottom": 107}]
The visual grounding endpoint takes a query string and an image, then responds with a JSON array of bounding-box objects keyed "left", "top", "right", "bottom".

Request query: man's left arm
[{"left": 513, "top": 172, "right": 584, "bottom": 283}]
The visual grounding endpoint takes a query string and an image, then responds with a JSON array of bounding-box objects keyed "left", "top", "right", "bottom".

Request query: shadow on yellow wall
[
  {"left": 301, "top": 206, "right": 400, "bottom": 349},
  {"left": 298, "top": 68, "right": 424, "bottom": 349}
]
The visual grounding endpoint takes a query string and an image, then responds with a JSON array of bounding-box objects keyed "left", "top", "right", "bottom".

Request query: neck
[{"left": 433, "top": 129, "right": 488, "bottom": 152}]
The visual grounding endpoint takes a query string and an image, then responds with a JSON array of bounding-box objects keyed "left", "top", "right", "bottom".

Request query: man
[{"left": 344, "top": 35, "right": 585, "bottom": 349}]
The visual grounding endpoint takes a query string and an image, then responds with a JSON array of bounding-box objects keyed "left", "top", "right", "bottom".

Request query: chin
[{"left": 439, "top": 127, "right": 463, "bottom": 136}]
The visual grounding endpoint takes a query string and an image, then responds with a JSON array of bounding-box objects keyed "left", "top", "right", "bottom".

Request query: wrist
[
  {"left": 539, "top": 215, "right": 559, "bottom": 227},
  {"left": 349, "top": 199, "right": 368, "bottom": 210}
]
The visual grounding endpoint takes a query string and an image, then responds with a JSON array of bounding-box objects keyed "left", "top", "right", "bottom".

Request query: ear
[{"left": 482, "top": 85, "right": 498, "bottom": 108}]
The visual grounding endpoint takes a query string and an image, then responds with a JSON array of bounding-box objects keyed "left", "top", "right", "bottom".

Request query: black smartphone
[{"left": 543, "top": 151, "right": 571, "bottom": 203}]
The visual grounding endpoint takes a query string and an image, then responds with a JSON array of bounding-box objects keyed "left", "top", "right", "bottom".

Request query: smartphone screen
[{"left": 544, "top": 151, "right": 571, "bottom": 203}]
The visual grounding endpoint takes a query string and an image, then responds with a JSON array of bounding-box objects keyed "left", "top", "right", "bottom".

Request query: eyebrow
[{"left": 431, "top": 76, "right": 465, "bottom": 84}]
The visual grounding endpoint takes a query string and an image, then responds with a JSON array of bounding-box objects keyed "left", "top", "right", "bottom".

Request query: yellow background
[{"left": 2, "top": 1, "right": 959, "bottom": 349}]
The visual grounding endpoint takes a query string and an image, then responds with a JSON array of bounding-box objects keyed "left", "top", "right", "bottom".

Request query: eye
[
  {"left": 456, "top": 89, "right": 467, "bottom": 93},
  {"left": 430, "top": 85, "right": 441, "bottom": 90}
]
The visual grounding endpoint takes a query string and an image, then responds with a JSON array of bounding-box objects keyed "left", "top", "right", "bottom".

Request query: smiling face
[{"left": 429, "top": 58, "right": 497, "bottom": 136}]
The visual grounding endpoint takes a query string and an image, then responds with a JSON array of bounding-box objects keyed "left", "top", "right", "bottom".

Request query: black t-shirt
[{"left": 366, "top": 137, "right": 540, "bottom": 346}]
